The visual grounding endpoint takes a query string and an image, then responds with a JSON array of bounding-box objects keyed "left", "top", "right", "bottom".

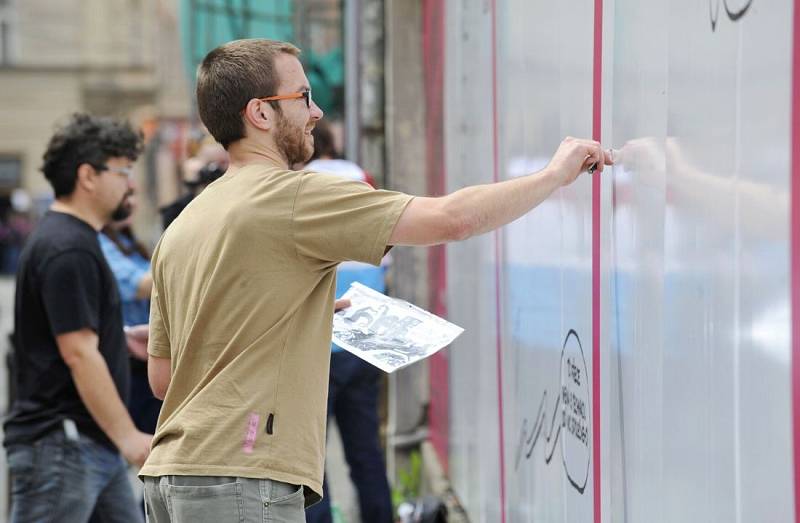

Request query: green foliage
[
  {"left": 331, "top": 504, "right": 346, "bottom": 523},
  {"left": 392, "top": 449, "right": 423, "bottom": 509}
]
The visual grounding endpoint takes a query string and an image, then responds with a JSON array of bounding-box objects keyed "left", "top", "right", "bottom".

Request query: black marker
[{"left": 588, "top": 149, "right": 615, "bottom": 174}]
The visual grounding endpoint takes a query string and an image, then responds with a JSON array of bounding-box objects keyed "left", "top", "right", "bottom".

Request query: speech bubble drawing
[
  {"left": 560, "top": 329, "right": 590, "bottom": 493},
  {"left": 513, "top": 329, "right": 591, "bottom": 494}
]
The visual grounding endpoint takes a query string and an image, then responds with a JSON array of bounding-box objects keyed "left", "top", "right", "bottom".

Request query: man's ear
[
  {"left": 75, "top": 163, "right": 98, "bottom": 193},
  {"left": 243, "top": 99, "right": 272, "bottom": 131}
]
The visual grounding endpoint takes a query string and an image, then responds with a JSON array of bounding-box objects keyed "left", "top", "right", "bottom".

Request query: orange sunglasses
[{"left": 257, "top": 90, "right": 312, "bottom": 108}]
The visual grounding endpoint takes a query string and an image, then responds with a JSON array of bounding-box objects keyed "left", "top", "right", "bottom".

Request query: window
[
  {"left": 0, "top": 0, "right": 16, "bottom": 66},
  {"left": 0, "top": 156, "right": 21, "bottom": 188}
]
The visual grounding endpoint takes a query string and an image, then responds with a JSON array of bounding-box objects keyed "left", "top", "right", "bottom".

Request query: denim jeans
[
  {"left": 305, "top": 351, "right": 393, "bottom": 523},
  {"left": 143, "top": 475, "right": 306, "bottom": 523},
  {"left": 6, "top": 427, "right": 143, "bottom": 523}
]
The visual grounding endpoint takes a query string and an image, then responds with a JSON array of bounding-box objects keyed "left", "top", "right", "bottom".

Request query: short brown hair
[{"left": 196, "top": 39, "right": 300, "bottom": 149}]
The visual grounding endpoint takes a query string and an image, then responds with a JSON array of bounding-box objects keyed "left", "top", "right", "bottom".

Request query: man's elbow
[
  {"left": 148, "top": 360, "right": 170, "bottom": 400},
  {"left": 392, "top": 198, "right": 475, "bottom": 245},
  {"left": 438, "top": 206, "right": 475, "bottom": 242},
  {"left": 56, "top": 330, "right": 101, "bottom": 370},
  {"left": 150, "top": 380, "right": 168, "bottom": 401},
  {"left": 135, "top": 273, "right": 154, "bottom": 300},
  {"left": 60, "top": 349, "right": 88, "bottom": 370},
  {"left": 454, "top": 214, "right": 477, "bottom": 241}
]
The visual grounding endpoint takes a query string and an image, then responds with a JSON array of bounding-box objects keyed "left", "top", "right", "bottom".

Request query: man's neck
[
  {"left": 227, "top": 139, "right": 289, "bottom": 170},
  {"left": 50, "top": 199, "right": 104, "bottom": 231}
]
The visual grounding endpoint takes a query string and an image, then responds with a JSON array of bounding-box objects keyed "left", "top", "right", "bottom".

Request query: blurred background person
[
  {"left": 160, "top": 138, "right": 228, "bottom": 230},
  {"left": 305, "top": 120, "right": 393, "bottom": 523},
  {"left": 303, "top": 120, "right": 376, "bottom": 187},
  {"left": 0, "top": 190, "right": 34, "bottom": 275},
  {"left": 99, "top": 186, "right": 156, "bottom": 516},
  {"left": 99, "top": 189, "right": 160, "bottom": 434}
]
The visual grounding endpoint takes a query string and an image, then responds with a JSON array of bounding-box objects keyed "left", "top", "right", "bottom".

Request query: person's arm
[
  {"left": 335, "top": 298, "right": 351, "bottom": 311},
  {"left": 124, "top": 323, "right": 149, "bottom": 361},
  {"left": 135, "top": 273, "right": 153, "bottom": 300},
  {"left": 389, "top": 137, "right": 612, "bottom": 246},
  {"left": 40, "top": 250, "right": 152, "bottom": 465},
  {"left": 146, "top": 254, "right": 172, "bottom": 401},
  {"left": 56, "top": 329, "right": 152, "bottom": 466},
  {"left": 148, "top": 354, "right": 171, "bottom": 400}
]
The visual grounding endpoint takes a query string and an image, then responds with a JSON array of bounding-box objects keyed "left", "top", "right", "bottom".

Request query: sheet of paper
[{"left": 332, "top": 282, "right": 464, "bottom": 373}]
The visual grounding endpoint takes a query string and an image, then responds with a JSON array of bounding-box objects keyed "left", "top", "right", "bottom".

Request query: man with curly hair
[{"left": 4, "top": 113, "right": 153, "bottom": 522}]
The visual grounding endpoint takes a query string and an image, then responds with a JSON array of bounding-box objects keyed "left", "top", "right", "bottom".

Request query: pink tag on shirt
[{"left": 243, "top": 412, "right": 260, "bottom": 454}]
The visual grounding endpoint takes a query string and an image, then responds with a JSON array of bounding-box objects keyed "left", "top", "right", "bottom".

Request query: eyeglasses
[
  {"left": 95, "top": 165, "right": 135, "bottom": 179},
  {"left": 258, "top": 90, "right": 312, "bottom": 109}
]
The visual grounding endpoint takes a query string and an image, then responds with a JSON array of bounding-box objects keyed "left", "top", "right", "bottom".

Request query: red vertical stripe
[
  {"left": 489, "top": 1, "right": 507, "bottom": 522},
  {"left": 592, "top": 0, "right": 604, "bottom": 523},
  {"left": 423, "top": 0, "right": 450, "bottom": 473},
  {"left": 792, "top": 2, "right": 800, "bottom": 522}
]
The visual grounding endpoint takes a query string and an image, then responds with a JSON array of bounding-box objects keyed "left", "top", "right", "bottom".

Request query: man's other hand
[
  {"left": 119, "top": 430, "right": 153, "bottom": 468},
  {"left": 124, "top": 324, "right": 149, "bottom": 361},
  {"left": 334, "top": 298, "right": 351, "bottom": 311}
]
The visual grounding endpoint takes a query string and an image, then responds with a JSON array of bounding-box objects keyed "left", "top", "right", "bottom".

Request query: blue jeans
[
  {"left": 305, "top": 351, "right": 393, "bottom": 523},
  {"left": 6, "top": 427, "right": 142, "bottom": 523}
]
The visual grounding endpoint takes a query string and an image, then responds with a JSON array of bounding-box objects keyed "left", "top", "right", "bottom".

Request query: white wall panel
[
  {"left": 497, "top": 0, "right": 596, "bottom": 522},
  {"left": 442, "top": 1, "right": 795, "bottom": 521},
  {"left": 445, "top": 2, "right": 501, "bottom": 521}
]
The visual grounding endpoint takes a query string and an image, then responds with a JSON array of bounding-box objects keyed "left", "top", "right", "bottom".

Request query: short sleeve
[
  {"left": 147, "top": 248, "right": 171, "bottom": 358},
  {"left": 40, "top": 250, "right": 103, "bottom": 335},
  {"left": 98, "top": 234, "right": 149, "bottom": 301},
  {"left": 292, "top": 172, "right": 413, "bottom": 266}
]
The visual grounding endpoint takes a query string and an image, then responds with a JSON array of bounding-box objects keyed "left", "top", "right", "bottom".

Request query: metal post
[{"left": 344, "top": 0, "right": 360, "bottom": 163}]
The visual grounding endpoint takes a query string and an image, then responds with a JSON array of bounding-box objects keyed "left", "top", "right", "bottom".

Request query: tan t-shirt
[{"left": 139, "top": 164, "right": 413, "bottom": 504}]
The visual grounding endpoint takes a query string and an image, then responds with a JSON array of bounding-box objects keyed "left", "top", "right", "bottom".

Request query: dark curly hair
[{"left": 41, "top": 113, "right": 143, "bottom": 197}]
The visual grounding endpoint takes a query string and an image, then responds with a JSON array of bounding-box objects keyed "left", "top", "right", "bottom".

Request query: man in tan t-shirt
[{"left": 141, "top": 39, "right": 612, "bottom": 523}]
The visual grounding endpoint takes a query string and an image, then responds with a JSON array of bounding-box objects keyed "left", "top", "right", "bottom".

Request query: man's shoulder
[
  {"left": 40, "top": 227, "right": 99, "bottom": 259},
  {"left": 36, "top": 213, "right": 97, "bottom": 245},
  {"left": 18, "top": 241, "right": 103, "bottom": 290},
  {"left": 26, "top": 224, "right": 102, "bottom": 274}
]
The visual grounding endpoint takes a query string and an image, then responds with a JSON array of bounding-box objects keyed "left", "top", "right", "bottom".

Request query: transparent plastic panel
[
  {"left": 496, "top": 1, "right": 595, "bottom": 522},
  {"left": 442, "top": 1, "right": 795, "bottom": 521},
  {"left": 444, "top": 2, "right": 502, "bottom": 521}
]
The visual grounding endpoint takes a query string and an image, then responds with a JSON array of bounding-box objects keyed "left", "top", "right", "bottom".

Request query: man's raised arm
[{"left": 389, "top": 137, "right": 612, "bottom": 246}]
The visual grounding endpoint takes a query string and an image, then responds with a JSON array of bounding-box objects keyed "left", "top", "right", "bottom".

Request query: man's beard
[
  {"left": 275, "top": 113, "right": 312, "bottom": 166},
  {"left": 110, "top": 193, "right": 133, "bottom": 221}
]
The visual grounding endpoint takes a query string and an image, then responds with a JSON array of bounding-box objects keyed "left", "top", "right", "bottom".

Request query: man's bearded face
[
  {"left": 275, "top": 111, "right": 313, "bottom": 166},
  {"left": 110, "top": 190, "right": 133, "bottom": 222}
]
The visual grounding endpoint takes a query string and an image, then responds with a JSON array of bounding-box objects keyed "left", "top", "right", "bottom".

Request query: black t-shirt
[{"left": 4, "top": 211, "right": 129, "bottom": 450}]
